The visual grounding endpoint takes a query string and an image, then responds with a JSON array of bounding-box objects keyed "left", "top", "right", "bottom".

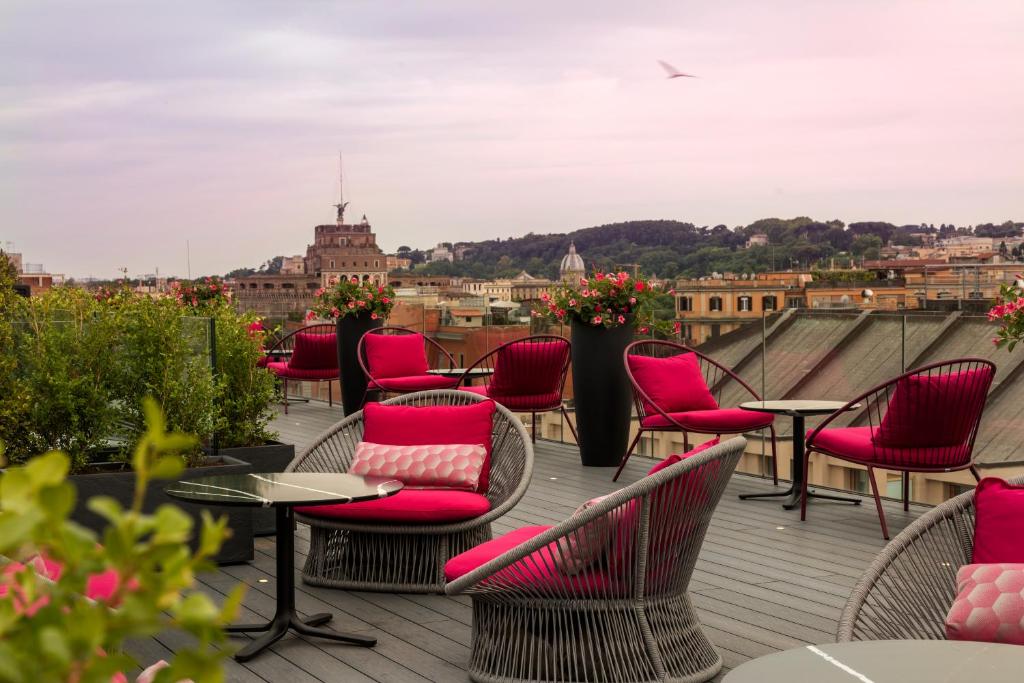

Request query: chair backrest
[
  {"left": 812, "top": 357, "right": 996, "bottom": 470},
  {"left": 283, "top": 325, "right": 338, "bottom": 370},
  {"left": 623, "top": 340, "right": 760, "bottom": 421},
  {"left": 287, "top": 389, "right": 533, "bottom": 512},
  {"left": 265, "top": 323, "right": 335, "bottom": 356},
  {"left": 358, "top": 326, "right": 455, "bottom": 380},
  {"left": 469, "top": 335, "right": 571, "bottom": 398}
]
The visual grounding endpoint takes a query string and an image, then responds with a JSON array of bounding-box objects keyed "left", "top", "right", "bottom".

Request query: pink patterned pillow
[
  {"left": 945, "top": 563, "right": 1024, "bottom": 645},
  {"left": 554, "top": 495, "right": 610, "bottom": 575},
  {"left": 349, "top": 441, "right": 486, "bottom": 491}
]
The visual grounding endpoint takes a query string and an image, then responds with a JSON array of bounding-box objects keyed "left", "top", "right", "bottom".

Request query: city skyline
[{"left": 2, "top": 0, "right": 1022, "bottom": 279}]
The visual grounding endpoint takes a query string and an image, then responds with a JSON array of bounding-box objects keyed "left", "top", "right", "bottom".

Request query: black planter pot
[
  {"left": 337, "top": 313, "right": 383, "bottom": 415},
  {"left": 70, "top": 455, "right": 255, "bottom": 564},
  {"left": 570, "top": 319, "right": 635, "bottom": 467},
  {"left": 207, "top": 441, "right": 295, "bottom": 536}
]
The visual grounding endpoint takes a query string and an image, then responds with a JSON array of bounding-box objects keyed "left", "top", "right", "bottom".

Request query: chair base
[
  {"left": 466, "top": 593, "right": 722, "bottom": 683},
  {"left": 301, "top": 522, "right": 492, "bottom": 594}
]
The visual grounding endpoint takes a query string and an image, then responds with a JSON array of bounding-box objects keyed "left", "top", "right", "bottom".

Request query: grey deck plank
[{"left": 152, "top": 401, "right": 930, "bottom": 681}]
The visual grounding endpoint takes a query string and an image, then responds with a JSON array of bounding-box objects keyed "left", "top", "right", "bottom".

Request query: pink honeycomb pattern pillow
[
  {"left": 945, "top": 563, "right": 1024, "bottom": 645},
  {"left": 554, "top": 495, "right": 610, "bottom": 576},
  {"left": 349, "top": 441, "right": 486, "bottom": 491}
]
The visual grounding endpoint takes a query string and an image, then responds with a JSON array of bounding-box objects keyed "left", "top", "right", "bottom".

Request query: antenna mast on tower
[{"left": 334, "top": 152, "right": 349, "bottom": 223}]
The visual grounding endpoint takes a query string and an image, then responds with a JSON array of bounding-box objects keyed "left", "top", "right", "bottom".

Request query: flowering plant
[
  {"left": 989, "top": 277, "right": 1024, "bottom": 351},
  {"left": 307, "top": 277, "right": 395, "bottom": 322},
  {"left": 170, "top": 277, "right": 231, "bottom": 311},
  {"left": 536, "top": 270, "right": 677, "bottom": 334}
]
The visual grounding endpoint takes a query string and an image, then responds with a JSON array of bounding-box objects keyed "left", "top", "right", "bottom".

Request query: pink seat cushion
[
  {"left": 289, "top": 332, "right": 338, "bottom": 370},
  {"left": 364, "top": 333, "right": 430, "bottom": 378},
  {"left": 646, "top": 438, "right": 720, "bottom": 475},
  {"left": 875, "top": 369, "right": 991, "bottom": 448},
  {"left": 489, "top": 341, "right": 568, "bottom": 396},
  {"left": 362, "top": 400, "right": 496, "bottom": 492},
  {"left": 444, "top": 525, "right": 618, "bottom": 594},
  {"left": 349, "top": 441, "right": 486, "bottom": 490},
  {"left": 810, "top": 426, "right": 970, "bottom": 469},
  {"left": 641, "top": 408, "right": 774, "bottom": 433},
  {"left": 945, "top": 563, "right": 1024, "bottom": 645},
  {"left": 973, "top": 478, "right": 1024, "bottom": 563},
  {"left": 628, "top": 353, "right": 718, "bottom": 417},
  {"left": 297, "top": 488, "right": 491, "bottom": 523},
  {"left": 267, "top": 361, "right": 339, "bottom": 381},
  {"left": 459, "top": 384, "right": 563, "bottom": 411},
  {"left": 369, "top": 374, "right": 458, "bottom": 392}
]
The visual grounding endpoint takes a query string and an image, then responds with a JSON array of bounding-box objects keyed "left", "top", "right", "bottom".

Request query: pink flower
[
  {"left": 305, "top": 310, "right": 316, "bottom": 321},
  {"left": 315, "top": 287, "right": 325, "bottom": 297},
  {"left": 592, "top": 315, "right": 603, "bottom": 325},
  {"left": 569, "top": 298, "right": 577, "bottom": 307},
  {"left": 331, "top": 306, "right": 341, "bottom": 317},
  {"left": 640, "top": 326, "right": 650, "bottom": 334},
  {"left": 381, "top": 297, "right": 391, "bottom": 304},
  {"left": 634, "top": 281, "right": 645, "bottom": 292},
  {"left": 617, "top": 315, "right": 626, "bottom": 324},
  {"left": 579, "top": 277, "right": 588, "bottom": 286},
  {"left": 629, "top": 297, "right": 637, "bottom": 304},
  {"left": 357, "top": 300, "right": 366, "bottom": 307},
  {"left": 993, "top": 337, "right": 1001, "bottom": 346},
  {"left": 541, "top": 292, "right": 551, "bottom": 302},
  {"left": 595, "top": 272, "right": 604, "bottom": 281},
  {"left": 595, "top": 304, "right": 602, "bottom": 312},
  {"left": 673, "top": 321, "right": 682, "bottom": 335},
  {"left": 371, "top": 312, "right": 379, "bottom": 320},
  {"left": 347, "top": 302, "right": 356, "bottom": 309}
]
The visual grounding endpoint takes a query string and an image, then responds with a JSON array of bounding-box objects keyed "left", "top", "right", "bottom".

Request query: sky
[{"left": 1, "top": 1, "right": 1022, "bottom": 279}]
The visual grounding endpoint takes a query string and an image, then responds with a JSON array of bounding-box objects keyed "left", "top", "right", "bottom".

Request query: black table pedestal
[
  {"left": 229, "top": 506, "right": 376, "bottom": 662},
  {"left": 739, "top": 413, "right": 861, "bottom": 510}
]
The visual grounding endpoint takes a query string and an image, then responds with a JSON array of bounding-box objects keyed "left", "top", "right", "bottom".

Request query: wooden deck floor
[{"left": 160, "top": 401, "right": 922, "bottom": 682}]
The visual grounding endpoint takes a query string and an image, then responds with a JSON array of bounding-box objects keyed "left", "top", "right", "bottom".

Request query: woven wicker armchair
[
  {"left": 446, "top": 437, "right": 745, "bottom": 683},
  {"left": 837, "top": 475, "right": 1024, "bottom": 642},
  {"left": 288, "top": 390, "right": 534, "bottom": 593}
]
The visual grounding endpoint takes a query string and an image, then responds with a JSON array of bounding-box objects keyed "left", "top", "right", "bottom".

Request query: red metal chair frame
[
  {"left": 357, "top": 326, "right": 458, "bottom": 402},
  {"left": 804, "top": 357, "right": 996, "bottom": 539},
  {"left": 457, "top": 334, "right": 578, "bottom": 444},
  {"left": 263, "top": 323, "right": 339, "bottom": 414},
  {"left": 614, "top": 340, "right": 779, "bottom": 483}
]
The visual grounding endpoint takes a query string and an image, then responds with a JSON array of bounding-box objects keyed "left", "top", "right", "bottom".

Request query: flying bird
[{"left": 658, "top": 60, "right": 697, "bottom": 79}]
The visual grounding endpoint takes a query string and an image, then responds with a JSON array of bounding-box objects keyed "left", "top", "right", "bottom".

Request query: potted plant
[
  {"left": 991, "top": 277, "right": 1024, "bottom": 350},
  {"left": 0, "top": 400, "right": 241, "bottom": 682},
  {"left": 308, "top": 277, "right": 396, "bottom": 415},
  {"left": 536, "top": 270, "right": 674, "bottom": 466}
]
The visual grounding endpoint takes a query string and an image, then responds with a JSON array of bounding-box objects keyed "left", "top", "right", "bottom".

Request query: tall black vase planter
[
  {"left": 337, "top": 314, "right": 383, "bottom": 416},
  {"left": 570, "top": 319, "right": 635, "bottom": 467}
]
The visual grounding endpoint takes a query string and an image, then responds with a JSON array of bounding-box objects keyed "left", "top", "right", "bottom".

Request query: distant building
[
  {"left": 426, "top": 243, "right": 454, "bottom": 263},
  {"left": 745, "top": 233, "right": 769, "bottom": 249},
  {"left": 559, "top": 241, "right": 585, "bottom": 282},
  {"left": 386, "top": 254, "right": 412, "bottom": 271},
  {"left": 279, "top": 256, "right": 306, "bottom": 275},
  {"left": 3, "top": 251, "right": 62, "bottom": 295}
]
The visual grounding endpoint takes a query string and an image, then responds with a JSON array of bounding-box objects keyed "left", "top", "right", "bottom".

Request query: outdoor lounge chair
[
  {"left": 357, "top": 326, "right": 460, "bottom": 400},
  {"left": 287, "top": 389, "right": 534, "bottom": 593},
  {"left": 838, "top": 475, "right": 1024, "bottom": 642},
  {"left": 445, "top": 436, "right": 745, "bottom": 683},
  {"left": 264, "top": 323, "right": 339, "bottom": 414}
]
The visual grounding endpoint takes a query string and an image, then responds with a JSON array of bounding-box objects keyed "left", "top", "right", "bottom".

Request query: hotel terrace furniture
[
  {"left": 445, "top": 437, "right": 745, "bottom": 683},
  {"left": 723, "top": 641, "right": 1024, "bottom": 682},
  {"left": 356, "top": 326, "right": 459, "bottom": 402},
  {"left": 737, "top": 400, "right": 862, "bottom": 510},
  {"left": 615, "top": 340, "right": 778, "bottom": 482},
  {"left": 288, "top": 390, "right": 534, "bottom": 593},
  {"left": 428, "top": 366, "right": 494, "bottom": 385},
  {"left": 165, "top": 472, "right": 402, "bottom": 662},
  {"left": 838, "top": 475, "right": 1024, "bottom": 642},
  {"left": 804, "top": 358, "right": 996, "bottom": 539},
  {"left": 264, "top": 323, "right": 340, "bottom": 414},
  {"left": 457, "top": 335, "right": 577, "bottom": 444}
]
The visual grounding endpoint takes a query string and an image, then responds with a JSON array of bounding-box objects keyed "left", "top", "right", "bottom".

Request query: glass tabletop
[
  {"left": 165, "top": 472, "right": 403, "bottom": 507},
  {"left": 723, "top": 640, "right": 1024, "bottom": 682},
  {"left": 427, "top": 368, "right": 495, "bottom": 377},
  {"left": 739, "top": 400, "right": 860, "bottom": 417}
]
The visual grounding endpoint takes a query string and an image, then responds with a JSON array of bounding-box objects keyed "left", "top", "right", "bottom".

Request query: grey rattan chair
[
  {"left": 446, "top": 437, "right": 746, "bottom": 683},
  {"left": 288, "top": 390, "right": 534, "bottom": 593},
  {"left": 837, "top": 475, "right": 1024, "bottom": 642}
]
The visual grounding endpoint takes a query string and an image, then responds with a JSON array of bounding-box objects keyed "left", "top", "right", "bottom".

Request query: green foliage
[
  {"left": 0, "top": 399, "right": 241, "bottom": 683},
  {"left": 809, "top": 270, "right": 878, "bottom": 284},
  {"left": 309, "top": 278, "right": 395, "bottom": 321},
  {"left": 536, "top": 270, "right": 674, "bottom": 335},
  {"left": 990, "top": 282, "right": 1024, "bottom": 352},
  {"left": 210, "top": 310, "right": 278, "bottom": 448}
]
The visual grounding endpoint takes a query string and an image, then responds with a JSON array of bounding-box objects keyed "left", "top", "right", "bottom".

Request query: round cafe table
[
  {"left": 738, "top": 400, "right": 861, "bottom": 510},
  {"left": 428, "top": 367, "right": 495, "bottom": 386},
  {"left": 166, "top": 472, "right": 402, "bottom": 662},
  {"left": 723, "top": 640, "right": 1024, "bottom": 682}
]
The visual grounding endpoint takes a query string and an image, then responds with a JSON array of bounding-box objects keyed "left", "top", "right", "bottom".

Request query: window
[
  {"left": 281, "top": 282, "right": 294, "bottom": 289},
  {"left": 330, "top": 259, "right": 335, "bottom": 268},
  {"left": 786, "top": 296, "right": 803, "bottom": 309},
  {"left": 737, "top": 296, "right": 752, "bottom": 312},
  {"left": 375, "top": 260, "right": 380, "bottom": 268},
  {"left": 678, "top": 296, "right": 693, "bottom": 312},
  {"left": 847, "top": 468, "right": 870, "bottom": 494},
  {"left": 263, "top": 283, "right": 274, "bottom": 289},
  {"left": 709, "top": 296, "right": 723, "bottom": 312},
  {"left": 762, "top": 295, "right": 777, "bottom": 311}
]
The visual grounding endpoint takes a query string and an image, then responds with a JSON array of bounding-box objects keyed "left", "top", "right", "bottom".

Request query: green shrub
[{"left": 211, "top": 309, "right": 279, "bottom": 448}]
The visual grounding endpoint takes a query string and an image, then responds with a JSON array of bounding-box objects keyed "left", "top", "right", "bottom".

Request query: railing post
[{"left": 209, "top": 316, "right": 219, "bottom": 456}]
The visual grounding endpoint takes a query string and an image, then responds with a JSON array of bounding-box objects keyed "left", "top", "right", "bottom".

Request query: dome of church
[{"left": 559, "top": 241, "right": 585, "bottom": 279}]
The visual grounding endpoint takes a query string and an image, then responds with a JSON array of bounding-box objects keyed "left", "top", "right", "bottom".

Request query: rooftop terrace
[{"left": 157, "top": 400, "right": 924, "bottom": 683}]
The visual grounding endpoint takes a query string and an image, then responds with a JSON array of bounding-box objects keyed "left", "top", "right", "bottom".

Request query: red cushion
[
  {"left": 641, "top": 408, "right": 774, "bottom": 433},
  {"left": 459, "top": 384, "right": 563, "bottom": 411},
  {"left": 973, "top": 478, "right": 1024, "bottom": 564},
  {"left": 646, "top": 438, "right": 720, "bottom": 475},
  {"left": 296, "top": 489, "right": 491, "bottom": 523},
  {"left": 946, "top": 563, "right": 1024, "bottom": 645},
  {"left": 875, "top": 369, "right": 991, "bottom": 447},
  {"left": 267, "top": 361, "right": 339, "bottom": 381},
  {"left": 489, "top": 341, "right": 568, "bottom": 396},
  {"left": 364, "top": 333, "right": 429, "bottom": 378},
  {"left": 362, "top": 400, "right": 496, "bottom": 492},
  {"left": 809, "top": 426, "right": 970, "bottom": 468},
  {"left": 628, "top": 353, "right": 718, "bottom": 417},
  {"left": 443, "top": 525, "right": 619, "bottom": 594},
  {"left": 368, "top": 374, "right": 458, "bottom": 392},
  {"left": 289, "top": 332, "right": 338, "bottom": 370}
]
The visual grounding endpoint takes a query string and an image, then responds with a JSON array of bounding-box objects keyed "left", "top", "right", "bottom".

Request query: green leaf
[
  {"left": 150, "top": 455, "right": 185, "bottom": 481},
  {"left": 86, "top": 496, "right": 123, "bottom": 523},
  {"left": 37, "top": 626, "right": 70, "bottom": 667},
  {"left": 173, "top": 593, "right": 220, "bottom": 627},
  {"left": 0, "top": 510, "right": 42, "bottom": 554}
]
